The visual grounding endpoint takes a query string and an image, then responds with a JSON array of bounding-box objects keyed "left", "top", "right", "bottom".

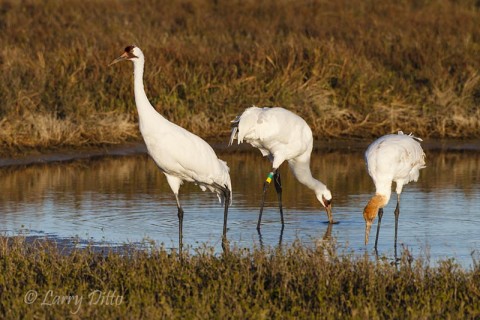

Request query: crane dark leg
[
  {"left": 273, "top": 170, "right": 284, "bottom": 226},
  {"left": 174, "top": 194, "right": 184, "bottom": 252},
  {"left": 257, "top": 229, "right": 264, "bottom": 250},
  {"left": 222, "top": 188, "right": 231, "bottom": 252},
  {"left": 374, "top": 208, "right": 384, "bottom": 252},
  {"left": 178, "top": 207, "right": 184, "bottom": 252},
  {"left": 278, "top": 224, "right": 285, "bottom": 247},
  {"left": 257, "top": 171, "right": 274, "bottom": 230},
  {"left": 394, "top": 194, "right": 400, "bottom": 259},
  {"left": 223, "top": 189, "right": 230, "bottom": 237}
]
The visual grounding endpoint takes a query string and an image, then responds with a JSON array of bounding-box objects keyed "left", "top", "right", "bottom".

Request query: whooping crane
[
  {"left": 363, "top": 131, "right": 426, "bottom": 253},
  {"left": 110, "top": 45, "right": 232, "bottom": 251},
  {"left": 229, "top": 106, "right": 334, "bottom": 230}
]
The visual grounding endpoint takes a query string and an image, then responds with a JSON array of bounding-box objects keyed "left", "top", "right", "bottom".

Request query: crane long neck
[
  {"left": 288, "top": 158, "right": 327, "bottom": 193},
  {"left": 374, "top": 181, "right": 393, "bottom": 204},
  {"left": 133, "top": 59, "right": 159, "bottom": 120}
]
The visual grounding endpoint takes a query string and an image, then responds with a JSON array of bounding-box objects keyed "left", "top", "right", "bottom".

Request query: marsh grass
[
  {"left": 1, "top": 0, "right": 480, "bottom": 154},
  {"left": 0, "top": 236, "right": 479, "bottom": 319}
]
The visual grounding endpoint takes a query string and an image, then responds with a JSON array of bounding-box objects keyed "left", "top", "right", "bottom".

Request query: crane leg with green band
[{"left": 257, "top": 169, "right": 284, "bottom": 230}]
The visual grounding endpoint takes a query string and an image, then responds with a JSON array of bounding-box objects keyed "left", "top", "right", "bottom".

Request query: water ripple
[{"left": 0, "top": 151, "right": 479, "bottom": 267}]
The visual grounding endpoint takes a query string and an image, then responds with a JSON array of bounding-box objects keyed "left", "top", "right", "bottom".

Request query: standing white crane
[
  {"left": 109, "top": 45, "right": 232, "bottom": 250},
  {"left": 229, "top": 106, "right": 334, "bottom": 230},
  {"left": 363, "top": 131, "right": 426, "bottom": 253}
]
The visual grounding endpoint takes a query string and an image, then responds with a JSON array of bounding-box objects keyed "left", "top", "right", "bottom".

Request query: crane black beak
[
  {"left": 322, "top": 196, "right": 335, "bottom": 224},
  {"left": 109, "top": 52, "right": 129, "bottom": 66},
  {"left": 365, "top": 220, "right": 372, "bottom": 245},
  {"left": 324, "top": 203, "right": 333, "bottom": 224}
]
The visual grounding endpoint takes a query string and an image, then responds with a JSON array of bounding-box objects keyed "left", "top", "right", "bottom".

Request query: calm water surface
[{"left": 0, "top": 149, "right": 479, "bottom": 268}]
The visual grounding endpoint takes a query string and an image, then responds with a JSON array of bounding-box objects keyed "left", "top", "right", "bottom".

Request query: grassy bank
[
  {"left": 0, "top": 237, "right": 479, "bottom": 318},
  {"left": 1, "top": 0, "right": 480, "bottom": 154}
]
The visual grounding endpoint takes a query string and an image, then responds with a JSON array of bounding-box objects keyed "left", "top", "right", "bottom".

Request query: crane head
[
  {"left": 317, "top": 190, "right": 334, "bottom": 224},
  {"left": 363, "top": 194, "right": 388, "bottom": 245},
  {"left": 364, "top": 215, "right": 374, "bottom": 246},
  {"left": 109, "top": 45, "right": 141, "bottom": 66}
]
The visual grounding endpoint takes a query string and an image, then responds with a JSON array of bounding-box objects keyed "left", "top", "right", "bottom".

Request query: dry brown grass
[
  {"left": 0, "top": 236, "right": 479, "bottom": 319},
  {"left": 1, "top": 0, "right": 480, "bottom": 153},
  {"left": 0, "top": 112, "right": 136, "bottom": 151}
]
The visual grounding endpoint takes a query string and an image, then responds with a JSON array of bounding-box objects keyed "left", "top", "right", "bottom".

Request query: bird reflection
[
  {"left": 258, "top": 223, "right": 333, "bottom": 250},
  {"left": 322, "top": 223, "right": 333, "bottom": 241},
  {"left": 222, "top": 235, "right": 229, "bottom": 253},
  {"left": 257, "top": 225, "right": 284, "bottom": 250}
]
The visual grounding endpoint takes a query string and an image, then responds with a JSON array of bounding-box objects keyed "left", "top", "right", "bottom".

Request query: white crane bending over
[
  {"left": 363, "top": 131, "right": 426, "bottom": 252},
  {"left": 110, "top": 45, "right": 232, "bottom": 250},
  {"left": 229, "top": 106, "right": 334, "bottom": 230}
]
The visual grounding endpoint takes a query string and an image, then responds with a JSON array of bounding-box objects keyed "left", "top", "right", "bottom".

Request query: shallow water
[{"left": 0, "top": 149, "right": 479, "bottom": 268}]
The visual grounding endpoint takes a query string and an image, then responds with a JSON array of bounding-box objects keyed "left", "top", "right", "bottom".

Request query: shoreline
[{"left": 1, "top": 138, "right": 479, "bottom": 168}]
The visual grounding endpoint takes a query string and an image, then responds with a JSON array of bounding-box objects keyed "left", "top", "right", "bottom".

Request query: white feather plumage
[
  {"left": 110, "top": 46, "right": 231, "bottom": 249},
  {"left": 363, "top": 131, "right": 426, "bottom": 248},
  {"left": 365, "top": 131, "right": 425, "bottom": 203},
  {"left": 230, "top": 106, "right": 334, "bottom": 226}
]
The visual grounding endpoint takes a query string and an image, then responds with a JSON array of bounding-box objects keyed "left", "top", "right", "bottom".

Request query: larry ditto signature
[{"left": 24, "top": 289, "right": 124, "bottom": 314}]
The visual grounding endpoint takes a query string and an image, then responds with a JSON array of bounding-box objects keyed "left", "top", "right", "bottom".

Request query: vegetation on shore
[
  {"left": 1, "top": 0, "right": 480, "bottom": 154},
  {"left": 0, "top": 237, "right": 479, "bottom": 318}
]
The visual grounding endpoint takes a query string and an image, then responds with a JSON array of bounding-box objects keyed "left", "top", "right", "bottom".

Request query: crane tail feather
[
  {"left": 229, "top": 115, "right": 241, "bottom": 146},
  {"left": 229, "top": 127, "right": 238, "bottom": 146},
  {"left": 398, "top": 130, "right": 423, "bottom": 142}
]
